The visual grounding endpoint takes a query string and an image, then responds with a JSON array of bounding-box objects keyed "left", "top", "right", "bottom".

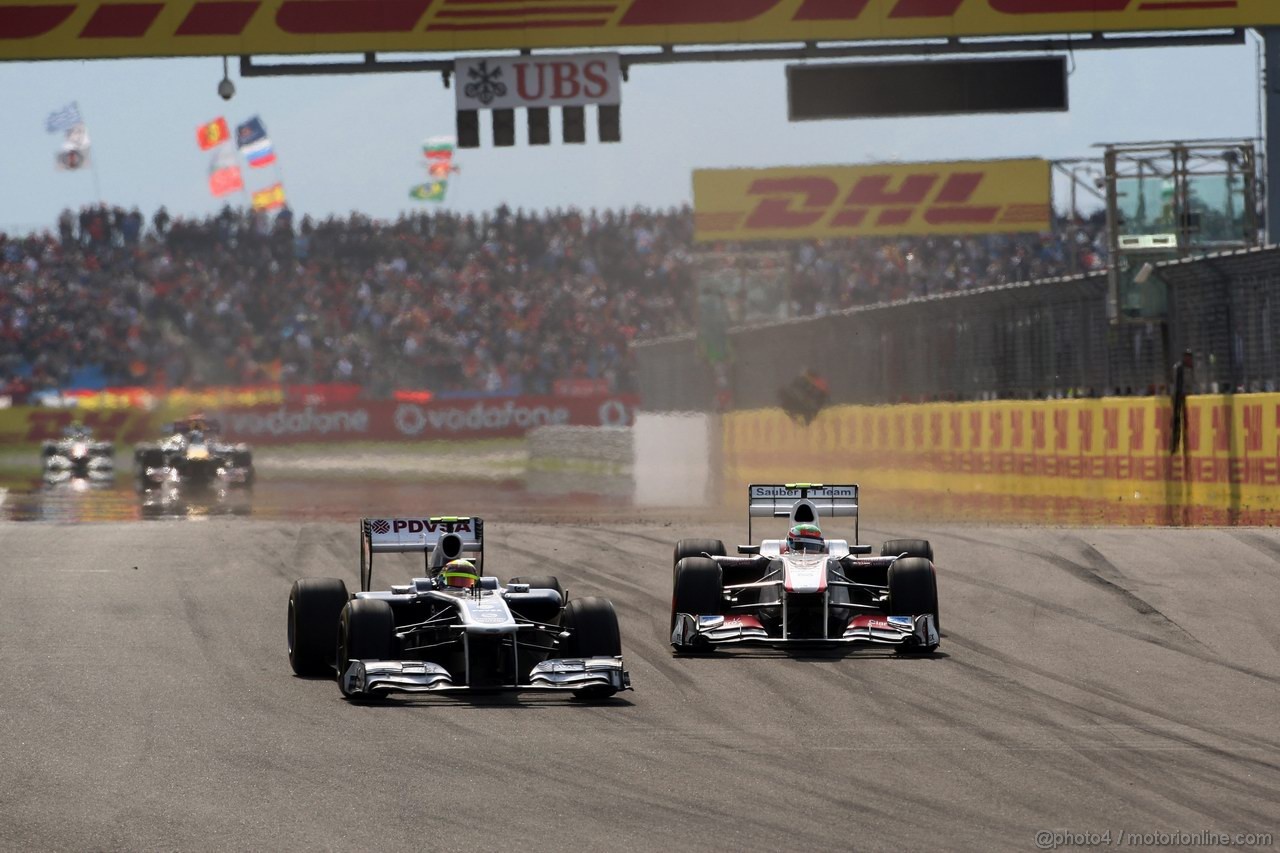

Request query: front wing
[
  {"left": 671, "top": 612, "right": 939, "bottom": 651},
  {"left": 341, "top": 656, "right": 631, "bottom": 697}
]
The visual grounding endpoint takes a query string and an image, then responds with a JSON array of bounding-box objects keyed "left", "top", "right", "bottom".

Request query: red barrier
[{"left": 213, "top": 394, "right": 637, "bottom": 444}]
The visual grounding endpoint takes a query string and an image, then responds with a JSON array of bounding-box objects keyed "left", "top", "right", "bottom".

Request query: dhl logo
[
  {"left": 0, "top": 0, "right": 1273, "bottom": 61},
  {"left": 694, "top": 159, "right": 1051, "bottom": 241}
]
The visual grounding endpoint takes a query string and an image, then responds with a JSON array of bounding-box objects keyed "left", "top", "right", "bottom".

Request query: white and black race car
[
  {"left": 669, "top": 484, "right": 940, "bottom": 654},
  {"left": 42, "top": 423, "right": 114, "bottom": 483},
  {"left": 288, "top": 516, "right": 631, "bottom": 701}
]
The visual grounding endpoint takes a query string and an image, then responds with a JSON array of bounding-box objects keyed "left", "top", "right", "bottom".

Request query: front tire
[
  {"left": 288, "top": 577, "right": 349, "bottom": 676},
  {"left": 671, "top": 557, "right": 722, "bottom": 652},
  {"left": 887, "top": 557, "right": 939, "bottom": 653},
  {"left": 560, "top": 597, "right": 623, "bottom": 700},
  {"left": 337, "top": 599, "right": 396, "bottom": 698}
]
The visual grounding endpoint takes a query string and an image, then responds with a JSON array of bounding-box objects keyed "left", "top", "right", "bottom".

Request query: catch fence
[{"left": 634, "top": 246, "right": 1280, "bottom": 411}]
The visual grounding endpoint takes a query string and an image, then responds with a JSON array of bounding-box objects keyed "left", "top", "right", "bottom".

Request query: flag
[
  {"left": 410, "top": 181, "right": 448, "bottom": 202},
  {"left": 46, "top": 102, "right": 82, "bottom": 134},
  {"left": 427, "top": 160, "right": 452, "bottom": 178},
  {"left": 236, "top": 116, "right": 277, "bottom": 168},
  {"left": 208, "top": 148, "right": 243, "bottom": 197},
  {"left": 423, "top": 136, "right": 455, "bottom": 160},
  {"left": 197, "top": 117, "right": 231, "bottom": 150},
  {"left": 242, "top": 139, "right": 276, "bottom": 168},
  {"left": 55, "top": 122, "right": 91, "bottom": 171},
  {"left": 251, "top": 183, "right": 287, "bottom": 211},
  {"left": 56, "top": 149, "right": 89, "bottom": 171}
]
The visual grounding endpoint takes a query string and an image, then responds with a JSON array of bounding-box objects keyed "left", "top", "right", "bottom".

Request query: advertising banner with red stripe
[
  {"left": 2, "top": 1, "right": 1279, "bottom": 61},
  {"left": 213, "top": 394, "right": 638, "bottom": 445},
  {"left": 694, "top": 158, "right": 1051, "bottom": 242}
]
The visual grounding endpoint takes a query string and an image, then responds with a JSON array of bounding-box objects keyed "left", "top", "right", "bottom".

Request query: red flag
[
  {"left": 197, "top": 117, "right": 230, "bottom": 150},
  {"left": 209, "top": 164, "right": 243, "bottom": 197}
]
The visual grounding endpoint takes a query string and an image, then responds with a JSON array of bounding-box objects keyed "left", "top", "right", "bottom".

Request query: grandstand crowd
[{"left": 0, "top": 203, "right": 1108, "bottom": 398}]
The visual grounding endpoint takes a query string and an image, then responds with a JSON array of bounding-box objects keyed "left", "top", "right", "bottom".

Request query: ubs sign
[{"left": 455, "top": 53, "right": 622, "bottom": 111}]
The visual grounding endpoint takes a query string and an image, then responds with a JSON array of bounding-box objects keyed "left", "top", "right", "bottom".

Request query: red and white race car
[{"left": 669, "top": 483, "right": 939, "bottom": 654}]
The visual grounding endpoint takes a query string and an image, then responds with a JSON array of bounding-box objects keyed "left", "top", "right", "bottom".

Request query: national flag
[
  {"left": 251, "top": 183, "right": 287, "bottom": 211},
  {"left": 56, "top": 149, "right": 89, "bottom": 171},
  {"left": 236, "top": 116, "right": 278, "bottom": 168},
  {"left": 197, "top": 117, "right": 231, "bottom": 150},
  {"left": 235, "top": 116, "right": 268, "bottom": 147},
  {"left": 409, "top": 181, "right": 448, "bottom": 202},
  {"left": 423, "top": 136, "right": 455, "bottom": 160},
  {"left": 46, "top": 102, "right": 82, "bottom": 134},
  {"left": 242, "top": 139, "right": 277, "bottom": 168},
  {"left": 208, "top": 148, "right": 243, "bottom": 197},
  {"left": 427, "top": 160, "right": 453, "bottom": 178},
  {"left": 63, "top": 123, "right": 90, "bottom": 153}
]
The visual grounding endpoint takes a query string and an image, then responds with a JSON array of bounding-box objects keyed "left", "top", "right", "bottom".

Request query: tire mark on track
[
  {"left": 941, "top": 569, "right": 1280, "bottom": 686},
  {"left": 944, "top": 629, "right": 1280, "bottom": 762}
]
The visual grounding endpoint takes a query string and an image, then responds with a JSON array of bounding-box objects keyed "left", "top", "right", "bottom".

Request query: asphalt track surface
[{"left": 2, "top": 500, "right": 1279, "bottom": 851}]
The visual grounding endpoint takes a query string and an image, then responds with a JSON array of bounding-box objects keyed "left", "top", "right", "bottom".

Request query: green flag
[{"left": 410, "top": 181, "right": 448, "bottom": 202}]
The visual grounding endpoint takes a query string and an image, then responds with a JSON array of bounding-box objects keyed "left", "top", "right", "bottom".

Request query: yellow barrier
[{"left": 724, "top": 395, "right": 1280, "bottom": 525}]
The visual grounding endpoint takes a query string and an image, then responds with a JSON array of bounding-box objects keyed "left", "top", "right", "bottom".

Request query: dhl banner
[
  {"left": 2, "top": 0, "right": 1279, "bottom": 61},
  {"left": 0, "top": 407, "right": 161, "bottom": 446},
  {"left": 724, "top": 394, "right": 1280, "bottom": 526},
  {"left": 694, "top": 159, "right": 1051, "bottom": 242}
]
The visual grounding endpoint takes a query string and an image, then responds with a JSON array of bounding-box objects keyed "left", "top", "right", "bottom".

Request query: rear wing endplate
[
  {"left": 747, "top": 484, "right": 859, "bottom": 545},
  {"left": 359, "top": 516, "right": 484, "bottom": 592}
]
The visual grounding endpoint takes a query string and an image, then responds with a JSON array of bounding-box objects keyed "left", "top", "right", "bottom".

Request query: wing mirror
[
  {"left": 847, "top": 544, "right": 873, "bottom": 555},
  {"left": 737, "top": 545, "right": 760, "bottom": 555}
]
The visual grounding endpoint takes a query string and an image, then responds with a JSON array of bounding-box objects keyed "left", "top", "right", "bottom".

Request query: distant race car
[
  {"left": 288, "top": 516, "right": 631, "bottom": 701},
  {"left": 134, "top": 415, "right": 254, "bottom": 496},
  {"left": 669, "top": 483, "right": 940, "bottom": 654},
  {"left": 42, "top": 422, "right": 114, "bottom": 483}
]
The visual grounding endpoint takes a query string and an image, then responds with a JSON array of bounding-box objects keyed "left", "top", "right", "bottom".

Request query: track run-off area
[{"left": 1, "top": 494, "right": 1278, "bottom": 852}]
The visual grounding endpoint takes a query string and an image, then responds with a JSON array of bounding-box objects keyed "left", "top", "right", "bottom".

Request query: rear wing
[
  {"left": 747, "top": 484, "right": 859, "bottom": 545},
  {"left": 359, "top": 516, "right": 484, "bottom": 592}
]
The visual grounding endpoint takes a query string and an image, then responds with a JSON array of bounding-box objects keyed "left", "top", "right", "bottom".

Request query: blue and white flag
[
  {"left": 236, "top": 115, "right": 277, "bottom": 168},
  {"left": 46, "top": 102, "right": 82, "bottom": 134}
]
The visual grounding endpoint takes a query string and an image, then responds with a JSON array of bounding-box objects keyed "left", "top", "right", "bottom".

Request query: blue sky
[{"left": 0, "top": 37, "right": 1263, "bottom": 232}]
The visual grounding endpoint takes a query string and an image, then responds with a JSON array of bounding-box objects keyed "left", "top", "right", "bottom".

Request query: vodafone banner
[
  {"left": 216, "top": 394, "right": 637, "bottom": 445},
  {"left": 455, "top": 53, "right": 621, "bottom": 111}
]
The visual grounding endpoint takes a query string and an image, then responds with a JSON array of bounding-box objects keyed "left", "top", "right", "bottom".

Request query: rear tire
[
  {"left": 881, "top": 538, "right": 933, "bottom": 562},
  {"left": 510, "top": 575, "right": 564, "bottom": 602},
  {"left": 337, "top": 599, "right": 396, "bottom": 698},
  {"left": 673, "top": 538, "right": 725, "bottom": 582},
  {"left": 561, "top": 597, "right": 623, "bottom": 700},
  {"left": 671, "top": 557, "right": 722, "bottom": 652},
  {"left": 288, "top": 578, "right": 349, "bottom": 676},
  {"left": 887, "top": 557, "right": 939, "bottom": 653}
]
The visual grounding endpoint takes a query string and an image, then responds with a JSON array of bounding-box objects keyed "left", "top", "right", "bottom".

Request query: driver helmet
[
  {"left": 441, "top": 558, "right": 479, "bottom": 589},
  {"left": 785, "top": 523, "right": 826, "bottom": 554}
]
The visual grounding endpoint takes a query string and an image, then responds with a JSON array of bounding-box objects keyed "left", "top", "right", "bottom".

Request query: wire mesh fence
[{"left": 634, "top": 247, "right": 1280, "bottom": 411}]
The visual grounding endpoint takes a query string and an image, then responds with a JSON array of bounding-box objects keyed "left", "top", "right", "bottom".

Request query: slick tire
[
  {"left": 510, "top": 575, "right": 565, "bottom": 603},
  {"left": 881, "top": 538, "right": 934, "bottom": 562},
  {"left": 337, "top": 599, "right": 395, "bottom": 698},
  {"left": 671, "top": 557, "right": 722, "bottom": 652},
  {"left": 887, "top": 557, "right": 939, "bottom": 653},
  {"left": 673, "top": 538, "right": 725, "bottom": 583},
  {"left": 288, "top": 577, "right": 349, "bottom": 676},
  {"left": 561, "top": 597, "right": 623, "bottom": 700}
]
